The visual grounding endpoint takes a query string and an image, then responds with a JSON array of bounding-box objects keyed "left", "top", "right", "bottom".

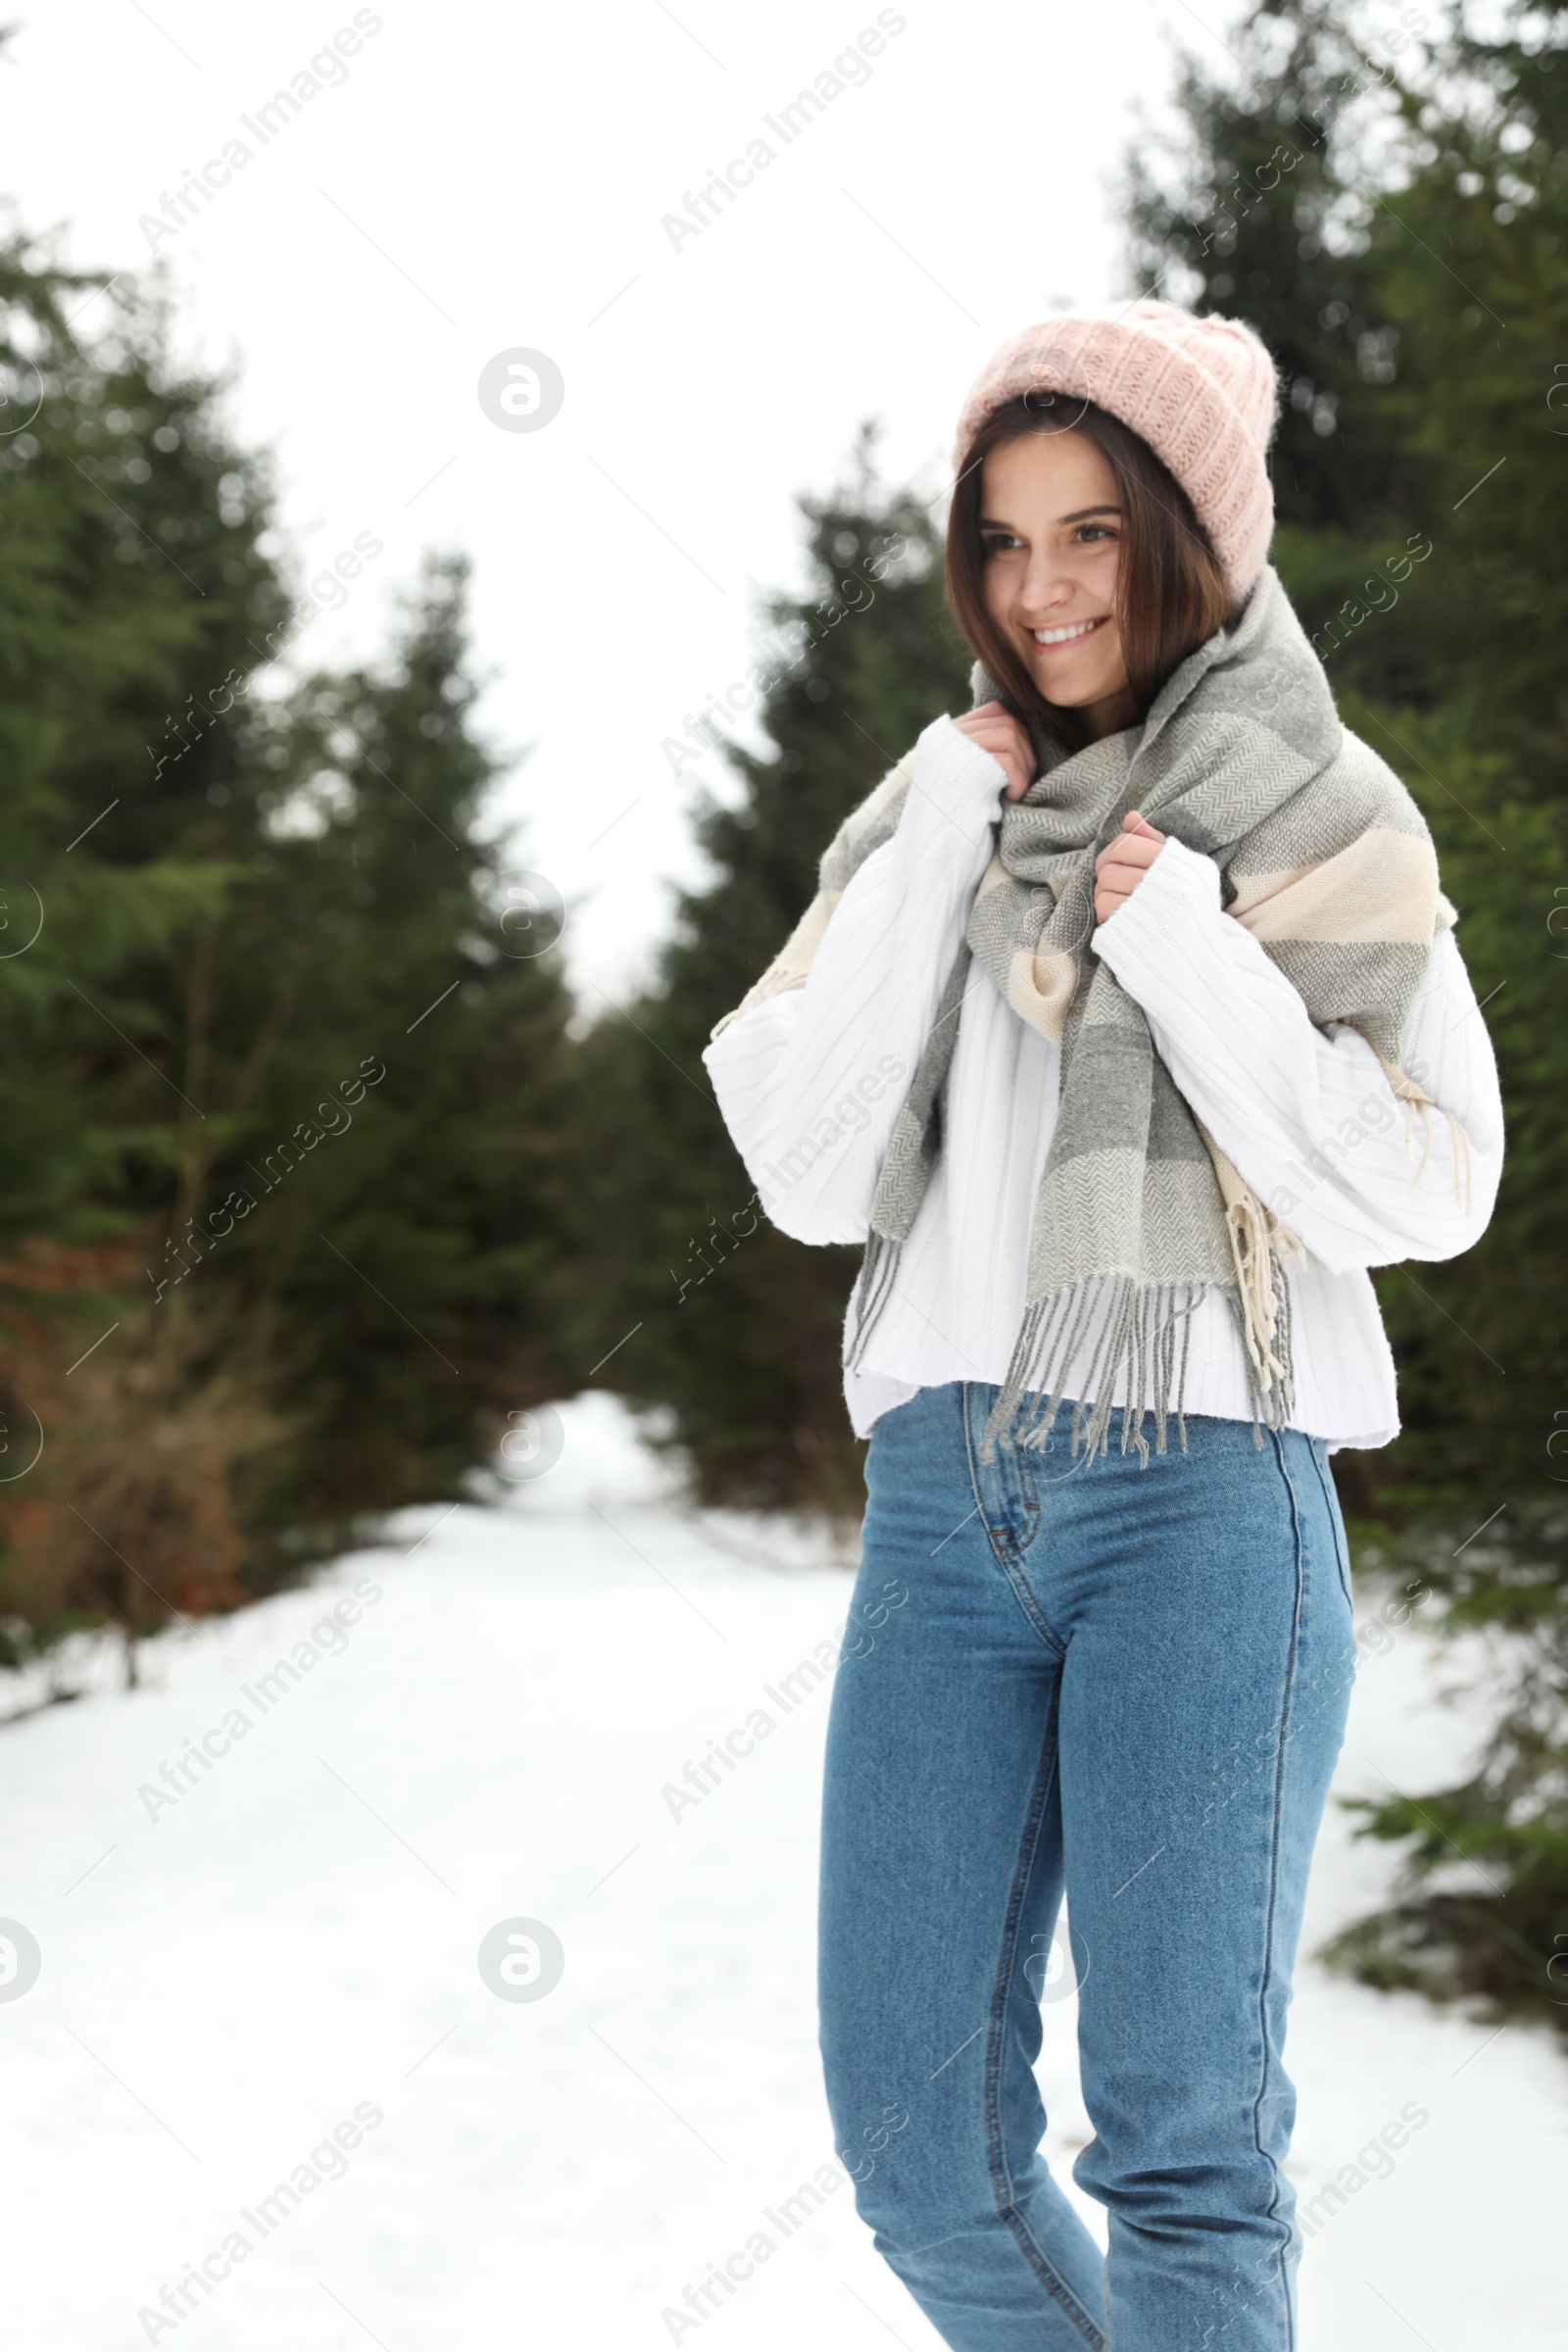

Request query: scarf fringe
[
  {"left": 1219, "top": 1249, "right": 1297, "bottom": 1452},
  {"left": 976, "top": 1275, "right": 1215, "bottom": 1468},
  {"left": 844, "top": 1228, "right": 902, "bottom": 1371},
  {"left": 847, "top": 1229, "right": 1295, "bottom": 1472},
  {"left": 1222, "top": 1190, "right": 1297, "bottom": 1399},
  {"left": 1392, "top": 1072, "right": 1473, "bottom": 1213}
]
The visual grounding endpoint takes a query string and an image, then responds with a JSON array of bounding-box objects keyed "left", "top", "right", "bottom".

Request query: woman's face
[{"left": 978, "top": 429, "right": 1131, "bottom": 736}]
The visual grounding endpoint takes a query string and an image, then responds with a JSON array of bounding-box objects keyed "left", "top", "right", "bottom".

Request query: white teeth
[{"left": 1031, "top": 617, "right": 1102, "bottom": 646}]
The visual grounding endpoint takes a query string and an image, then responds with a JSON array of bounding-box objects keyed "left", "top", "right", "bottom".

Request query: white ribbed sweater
[{"left": 702, "top": 715, "right": 1504, "bottom": 1450}]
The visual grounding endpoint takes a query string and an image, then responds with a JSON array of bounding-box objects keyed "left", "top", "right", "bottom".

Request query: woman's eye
[
  {"left": 981, "top": 534, "right": 1020, "bottom": 558},
  {"left": 1075, "top": 523, "right": 1114, "bottom": 543}
]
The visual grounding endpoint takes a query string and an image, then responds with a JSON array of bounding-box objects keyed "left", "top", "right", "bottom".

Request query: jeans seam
[
  {"left": 1245, "top": 1431, "right": 1306, "bottom": 2352},
  {"left": 1306, "top": 1441, "right": 1355, "bottom": 1611},
  {"left": 961, "top": 1386, "right": 1067, "bottom": 1659},
  {"left": 994, "top": 1553, "right": 1069, "bottom": 1658},
  {"left": 981, "top": 1700, "right": 1106, "bottom": 2351}
]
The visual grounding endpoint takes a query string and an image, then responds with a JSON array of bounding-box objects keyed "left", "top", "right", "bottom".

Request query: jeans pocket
[
  {"left": 961, "top": 1384, "right": 1040, "bottom": 1560},
  {"left": 1311, "top": 1441, "right": 1355, "bottom": 1610}
]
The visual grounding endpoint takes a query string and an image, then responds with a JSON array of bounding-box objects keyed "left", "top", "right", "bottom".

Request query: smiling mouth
[{"left": 1029, "top": 616, "right": 1108, "bottom": 648}]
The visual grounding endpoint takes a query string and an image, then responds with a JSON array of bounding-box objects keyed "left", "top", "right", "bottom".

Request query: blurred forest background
[{"left": 1, "top": 0, "right": 1564, "bottom": 2031}]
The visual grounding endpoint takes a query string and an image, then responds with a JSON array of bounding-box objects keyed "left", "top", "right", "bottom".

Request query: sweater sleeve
[
  {"left": 1091, "top": 834, "right": 1503, "bottom": 1274},
  {"left": 700, "top": 715, "right": 1006, "bottom": 1247}
]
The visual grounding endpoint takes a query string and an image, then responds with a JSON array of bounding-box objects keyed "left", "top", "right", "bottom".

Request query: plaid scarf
[{"left": 712, "top": 567, "right": 1453, "bottom": 1465}]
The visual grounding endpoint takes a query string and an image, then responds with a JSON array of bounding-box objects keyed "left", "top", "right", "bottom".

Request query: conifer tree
[
  {"left": 0, "top": 232, "right": 577, "bottom": 1649},
  {"left": 569, "top": 439, "right": 973, "bottom": 1513},
  {"left": 1127, "top": 0, "right": 1568, "bottom": 2031}
]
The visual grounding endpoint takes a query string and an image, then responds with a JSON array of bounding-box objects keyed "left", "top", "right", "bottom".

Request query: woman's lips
[{"left": 1029, "top": 615, "right": 1108, "bottom": 648}]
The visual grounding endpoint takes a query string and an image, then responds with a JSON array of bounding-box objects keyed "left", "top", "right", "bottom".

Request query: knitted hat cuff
[{"left": 952, "top": 302, "right": 1280, "bottom": 602}]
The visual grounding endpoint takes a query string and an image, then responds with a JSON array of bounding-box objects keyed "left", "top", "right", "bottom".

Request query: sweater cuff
[
  {"left": 899, "top": 714, "right": 1009, "bottom": 852},
  {"left": 1091, "top": 833, "right": 1223, "bottom": 967}
]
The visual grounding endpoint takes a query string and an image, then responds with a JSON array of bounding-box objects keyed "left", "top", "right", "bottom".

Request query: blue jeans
[{"left": 817, "top": 1382, "right": 1356, "bottom": 2352}]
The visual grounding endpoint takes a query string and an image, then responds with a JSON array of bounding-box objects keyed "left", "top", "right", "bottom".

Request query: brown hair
[{"left": 944, "top": 394, "right": 1235, "bottom": 752}]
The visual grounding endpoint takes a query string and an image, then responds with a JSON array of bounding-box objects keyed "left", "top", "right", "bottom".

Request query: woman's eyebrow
[{"left": 977, "top": 504, "right": 1124, "bottom": 529}]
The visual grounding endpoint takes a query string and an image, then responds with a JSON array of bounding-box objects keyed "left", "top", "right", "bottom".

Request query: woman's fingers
[
  {"left": 954, "top": 705, "right": 1017, "bottom": 744},
  {"left": 967, "top": 729, "right": 1029, "bottom": 772},
  {"left": 1092, "top": 817, "right": 1169, "bottom": 924},
  {"left": 1096, "top": 835, "right": 1163, "bottom": 878},
  {"left": 955, "top": 710, "right": 1035, "bottom": 803}
]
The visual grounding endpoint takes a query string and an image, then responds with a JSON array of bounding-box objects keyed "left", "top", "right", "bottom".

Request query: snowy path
[{"left": 2, "top": 1393, "right": 1562, "bottom": 2351}]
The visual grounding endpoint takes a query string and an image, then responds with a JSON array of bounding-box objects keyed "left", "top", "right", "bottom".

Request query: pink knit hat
[{"left": 952, "top": 300, "right": 1280, "bottom": 601}]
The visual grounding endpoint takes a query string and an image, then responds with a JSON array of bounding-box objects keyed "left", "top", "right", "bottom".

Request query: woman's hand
[
  {"left": 1093, "top": 809, "right": 1167, "bottom": 925},
  {"left": 952, "top": 703, "right": 1036, "bottom": 804}
]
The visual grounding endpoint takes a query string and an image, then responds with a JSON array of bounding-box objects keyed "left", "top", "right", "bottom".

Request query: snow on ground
[{"left": 1, "top": 1391, "right": 1562, "bottom": 2351}]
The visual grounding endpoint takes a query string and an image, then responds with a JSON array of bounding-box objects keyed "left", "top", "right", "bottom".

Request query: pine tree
[
  {"left": 1126, "top": 0, "right": 1568, "bottom": 2032},
  {"left": 0, "top": 231, "right": 577, "bottom": 1653},
  {"left": 187, "top": 555, "right": 582, "bottom": 1551},
  {"left": 569, "top": 436, "right": 973, "bottom": 1512}
]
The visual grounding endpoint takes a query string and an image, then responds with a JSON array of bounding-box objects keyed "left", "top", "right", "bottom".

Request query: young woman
[{"left": 702, "top": 302, "right": 1502, "bottom": 2352}]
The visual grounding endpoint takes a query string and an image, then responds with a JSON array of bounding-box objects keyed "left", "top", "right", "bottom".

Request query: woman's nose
[{"left": 1018, "top": 566, "right": 1072, "bottom": 616}]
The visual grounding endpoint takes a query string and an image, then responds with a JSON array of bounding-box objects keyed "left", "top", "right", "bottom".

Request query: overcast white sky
[{"left": 1, "top": 0, "right": 1249, "bottom": 1000}]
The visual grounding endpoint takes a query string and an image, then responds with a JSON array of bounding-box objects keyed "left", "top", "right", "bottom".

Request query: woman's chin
[{"left": 1026, "top": 662, "right": 1115, "bottom": 710}]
